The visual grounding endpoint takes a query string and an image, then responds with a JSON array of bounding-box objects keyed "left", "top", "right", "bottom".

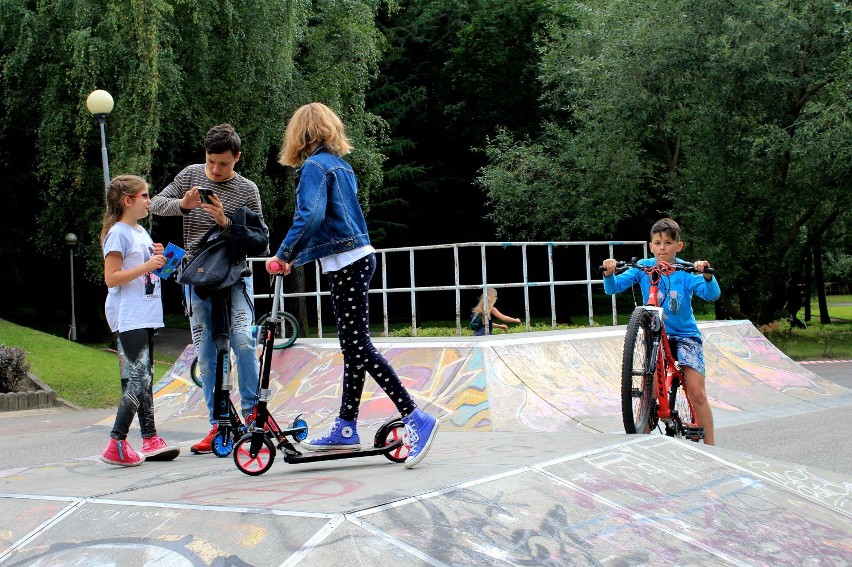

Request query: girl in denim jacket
[{"left": 265, "top": 103, "right": 439, "bottom": 469}]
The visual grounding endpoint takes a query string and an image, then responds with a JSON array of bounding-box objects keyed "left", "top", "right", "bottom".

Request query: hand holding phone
[{"left": 198, "top": 188, "right": 215, "bottom": 205}]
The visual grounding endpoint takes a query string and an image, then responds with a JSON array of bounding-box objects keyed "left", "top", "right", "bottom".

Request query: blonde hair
[
  {"left": 278, "top": 102, "right": 352, "bottom": 167},
  {"left": 473, "top": 288, "right": 498, "bottom": 315},
  {"left": 100, "top": 175, "right": 148, "bottom": 244}
]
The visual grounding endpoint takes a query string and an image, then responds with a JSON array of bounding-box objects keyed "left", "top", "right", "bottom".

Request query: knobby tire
[{"left": 621, "top": 307, "right": 654, "bottom": 434}]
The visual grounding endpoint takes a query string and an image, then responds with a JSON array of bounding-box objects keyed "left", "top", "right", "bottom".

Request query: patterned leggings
[
  {"left": 112, "top": 328, "right": 157, "bottom": 440},
  {"left": 330, "top": 253, "right": 416, "bottom": 421}
]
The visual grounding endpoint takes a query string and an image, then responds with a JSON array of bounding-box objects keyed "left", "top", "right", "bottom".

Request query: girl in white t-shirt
[{"left": 99, "top": 175, "right": 179, "bottom": 466}]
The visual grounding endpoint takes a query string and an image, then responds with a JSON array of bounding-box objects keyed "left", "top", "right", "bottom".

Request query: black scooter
[{"left": 232, "top": 265, "right": 411, "bottom": 476}]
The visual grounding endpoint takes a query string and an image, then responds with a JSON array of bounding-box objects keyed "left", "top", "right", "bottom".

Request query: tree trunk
[
  {"left": 814, "top": 239, "right": 831, "bottom": 324},
  {"left": 290, "top": 265, "right": 310, "bottom": 336},
  {"left": 804, "top": 248, "right": 812, "bottom": 322}
]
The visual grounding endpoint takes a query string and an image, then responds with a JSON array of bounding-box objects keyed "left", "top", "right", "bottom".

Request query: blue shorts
[{"left": 673, "top": 336, "right": 705, "bottom": 376}]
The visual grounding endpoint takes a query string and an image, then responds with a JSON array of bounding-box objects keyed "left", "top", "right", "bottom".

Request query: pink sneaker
[
  {"left": 141, "top": 435, "right": 180, "bottom": 461},
  {"left": 100, "top": 439, "right": 144, "bottom": 467}
]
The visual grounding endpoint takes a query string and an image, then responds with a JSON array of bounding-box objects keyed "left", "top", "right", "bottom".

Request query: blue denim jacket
[{"left": 275, "top": 146, "right": 371, "bottom": 266}]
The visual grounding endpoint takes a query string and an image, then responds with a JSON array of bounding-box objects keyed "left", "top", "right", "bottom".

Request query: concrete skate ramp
[
  {"left": 151, "top": 320, "right": 852, "bottom": 434},
  {"left": 4, "top": 320, "right": 851, "bottom": 566}
]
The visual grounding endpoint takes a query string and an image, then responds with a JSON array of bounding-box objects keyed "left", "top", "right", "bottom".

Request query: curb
[{"left": 0, "top": 372, "right": 68, "bottom": 412}]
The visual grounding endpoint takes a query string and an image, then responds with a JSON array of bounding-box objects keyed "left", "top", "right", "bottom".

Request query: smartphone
[{"left": 198, "top": 188, "right": 214, "bottom": 204}]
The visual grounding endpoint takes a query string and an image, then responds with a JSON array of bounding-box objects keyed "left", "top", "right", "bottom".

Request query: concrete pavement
[{"left": 1, "top": 322, "right": 851, "bottom": 566}]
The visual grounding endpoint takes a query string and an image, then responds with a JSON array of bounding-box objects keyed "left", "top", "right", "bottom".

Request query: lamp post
[
  {"left": 86, "top": 89, "right": 114, "bottom": 195},
  {"left": 65, "top": 233, "right": 78, "bottom": 341}
]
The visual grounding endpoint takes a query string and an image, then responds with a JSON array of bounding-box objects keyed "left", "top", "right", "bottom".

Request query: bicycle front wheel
[
  {"left": 256, "top": 312, "right": 300, "bottom": 349},
  {"left": 621, "top": 307, "right": 655, "bottom": 434}
]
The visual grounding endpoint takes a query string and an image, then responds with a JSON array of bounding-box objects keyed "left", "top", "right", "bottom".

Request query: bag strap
[{"left": 191, "top": 222, "right": 230, "bottom": 258}]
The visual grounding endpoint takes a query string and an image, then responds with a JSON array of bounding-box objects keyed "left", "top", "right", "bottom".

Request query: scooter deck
[{"left": 278, "top": 439, "right": 405, "bottom": 464}]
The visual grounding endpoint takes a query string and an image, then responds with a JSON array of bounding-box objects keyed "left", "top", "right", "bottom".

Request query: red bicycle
[{"left": 608, "top": 259, "right": 713, "bottom": 441}]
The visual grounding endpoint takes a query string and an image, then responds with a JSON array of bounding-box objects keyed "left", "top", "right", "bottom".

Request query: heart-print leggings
[{"left": 329, "top": 253, "right": 416, "bottom": 421}]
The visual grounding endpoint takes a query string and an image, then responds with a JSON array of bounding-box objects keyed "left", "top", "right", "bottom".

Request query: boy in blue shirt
[{"left": 602, "top": 218, "right": 720, "bottom": 444}]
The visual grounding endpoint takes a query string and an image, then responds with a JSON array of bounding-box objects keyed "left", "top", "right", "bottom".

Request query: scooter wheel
[
  {"left": 291, "top": 416, "right": 309, "bottom": 442},
  {"left": 379, "top": 422, "right": 410, "bottom": 464},
  {"left": 212, "top": 431, "right": 233, "bottom": 457},
  {"left": 233, "top": 433, "right": 276, "bottom": 476}
]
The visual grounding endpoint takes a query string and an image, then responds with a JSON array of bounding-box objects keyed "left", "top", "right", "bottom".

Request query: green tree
[
  {"left": 0, "top": 0, "right": 389, "bottom": 338},
  {"left": 368, "top": 0, "right": 551, "bottom": 245},
  {"left": 480, "top": 0, "right": 851, "bottom": 324}
]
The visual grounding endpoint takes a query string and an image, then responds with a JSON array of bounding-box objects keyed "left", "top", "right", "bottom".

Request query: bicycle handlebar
[{"left": 598, "top": 258, "right": 715, "bottom": 276}]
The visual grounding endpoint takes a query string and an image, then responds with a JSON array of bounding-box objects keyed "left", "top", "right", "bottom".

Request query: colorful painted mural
[{"left": 150, "top": 322, "right": 852, "bottom": 434}]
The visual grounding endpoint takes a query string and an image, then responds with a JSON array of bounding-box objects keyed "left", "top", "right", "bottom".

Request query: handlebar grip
[
  {"left": 269, "top": 261, "right": 282, "bottom": 272},
  {"left": 679, "top": 261, "right": 714, "bottom": 275},
  {"left": 599, "top": 261, "right": 627, "bottom": 275}
]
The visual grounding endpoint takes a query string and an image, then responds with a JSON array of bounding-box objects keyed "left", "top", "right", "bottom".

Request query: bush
[
  {"left": 758, "top": 319, "right": 793, "bottom": 340},
  {"left": 0, "top": 344, "right": 31, "bottom": 393}
]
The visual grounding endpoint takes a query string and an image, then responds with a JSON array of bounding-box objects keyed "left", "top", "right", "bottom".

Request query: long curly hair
[{"left": 278, "top": 102, "right": 351, "bottom": 167}]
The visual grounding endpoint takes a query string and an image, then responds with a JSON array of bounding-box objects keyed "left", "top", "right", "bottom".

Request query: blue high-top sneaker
[
  {"left": 402, "top": 408, "right": 439, "bottom": 469},
  {"left": 301, "top": 417, "right": 360, "bottom": 451}
]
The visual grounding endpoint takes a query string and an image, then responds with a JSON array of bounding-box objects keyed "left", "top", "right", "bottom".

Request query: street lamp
[
  {"left": 86, "top": 89, "right": 114, "bottom": 195},
  {"left": 65, "top": 233, "right": 78, "bottom": 341}
]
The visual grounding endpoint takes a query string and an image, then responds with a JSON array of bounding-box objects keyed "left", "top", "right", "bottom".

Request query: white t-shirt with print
[{"left": 102, "top": 222, "right": 164, "bottom": 333}]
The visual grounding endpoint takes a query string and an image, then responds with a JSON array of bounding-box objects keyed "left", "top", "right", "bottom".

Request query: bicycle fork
[{"left": 646, "top": 311, "right": 672, "bottom": 421}]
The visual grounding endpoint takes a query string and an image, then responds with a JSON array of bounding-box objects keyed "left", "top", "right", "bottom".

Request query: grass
[
  {"left": 0, "top": 294, "right": 849, "bottom": 408},
  {"left": 807, "top": 295, "right": 852, "bottom": 320},
  {"left": 758, "top": 295, "right": 852, "bottom": 360},
  {"left": 0, "top": 318, "right": 176, "bottom": 409}
]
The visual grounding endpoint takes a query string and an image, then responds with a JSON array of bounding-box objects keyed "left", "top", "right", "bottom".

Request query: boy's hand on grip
[{"left": 601, "top": 258, "right": 618, "bottom": 277}]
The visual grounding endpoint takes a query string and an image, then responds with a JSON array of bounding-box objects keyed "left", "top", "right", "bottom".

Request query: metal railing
[{"left": 249, "top": 241, "right": 647, "bottom": 337}]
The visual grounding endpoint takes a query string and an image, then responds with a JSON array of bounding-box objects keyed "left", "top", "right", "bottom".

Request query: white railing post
[
  {"left": 454, "top": 245, "right": 461, "bottom": 334},
  {"left": 609, "top": 242, "right": 618, "bottom": 326},
  {"left": 585, "top": 243, "right": 594, "bottom": 326},
  {"left": 480, "top": 244, "right": 489, "bottom": 335},
  {"left": 409, "top": 248, "right": 417, "bottom": 336},
  {"left": 315, "top": 265, "right": 323, "bottom": 338},
  {"left": 382, "top": 250, "right": 389, "bottom": 337},
  {"left": 548, "top": 243, "right": 556, "bottom": 329},
  {"left": 522, "top": 243, "right": 530, "bottom": 331}
]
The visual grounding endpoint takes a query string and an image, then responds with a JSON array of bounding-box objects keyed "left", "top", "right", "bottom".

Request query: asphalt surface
[
  {"left": 715, "top": 360, "right": 852, "bottom": 476},
  {"left": 1, "top": 328, "right": 848, "bottom": 566}
]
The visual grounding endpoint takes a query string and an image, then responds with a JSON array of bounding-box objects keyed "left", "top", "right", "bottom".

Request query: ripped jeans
[
  {"left": 112, "top": 328, "right": 157, "bottom": 440},
  {"left": 185, "top": 277, "right": 259, "bottom": 424}
]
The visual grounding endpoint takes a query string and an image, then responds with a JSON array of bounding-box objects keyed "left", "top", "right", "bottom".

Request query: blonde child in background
[
  {"left": 100, "top": 175, "right": 180, "bottom": 466},
  {"left": 470, "top": 288, "right": 521, "bottom": 336}
]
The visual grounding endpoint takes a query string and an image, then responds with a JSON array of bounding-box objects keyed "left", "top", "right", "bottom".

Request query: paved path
[{"left": 1, "top": 323, "right": 850, "bottom": 566}]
